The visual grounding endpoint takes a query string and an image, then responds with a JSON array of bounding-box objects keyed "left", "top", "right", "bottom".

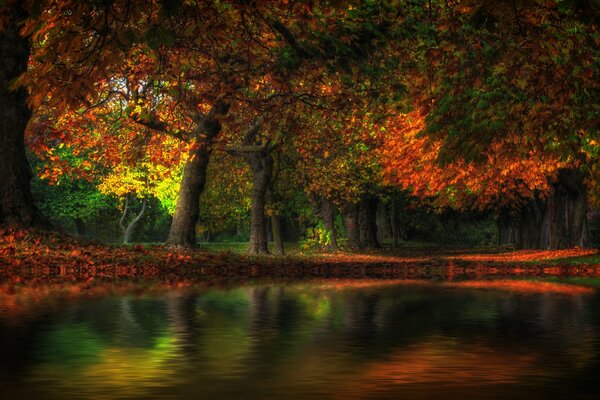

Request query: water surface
[{"left": 1, "top": 276, "right": 600, "bottom": 399}]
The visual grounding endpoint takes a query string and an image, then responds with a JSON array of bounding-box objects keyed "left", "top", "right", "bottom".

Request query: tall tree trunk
[
  {"left": 225, "top": 120, "right": 276, "bottom": 255},
  {"left": 166, "top": 143, "right": 210, "bottom": 246},
  {"left": 358, "top": 198, "right": 380, "bottom": 248},
  {"left": 271, "top": 215, "right": 285, "bottom": 255},
  {"left": 320, "top": 197, "right": 338, "bottom": 251},
  {"left": 343, "top": 203, "right": 361, "bottom": 249},
  {"left": 497, "top": 207, "right": 520, "bottom": 246},
  {"left": 166, "top": 106, "right": 225, "bottom": 247},
  {"left": 120, "top": 198, "right": 147, "bottom": 244},
  {"left": 0, "top": 6, "right": 45, "bottom": 228},
  {"left": 518, "top": 195, "right": 548, "bottom": 249},
  {"left": 246, "top": 154, "right": 273, "bottom": 254},
  {"left": 513, "top": 169, "right": 588, "bottom": 250},
  {"left": 547, "top": 168, "right": 588, "bottom": 249},
  {"left": 267, "top": 217, "right": 273, "bottom": 242},
  {"left": 389, "top": 197, "right": 400, "bottom": 248},
  {"left": 376, "top": 200, "right": 389, "bottom": 244}
]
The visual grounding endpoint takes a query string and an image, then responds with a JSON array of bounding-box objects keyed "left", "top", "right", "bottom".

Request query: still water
[{"left": 2, "top": 277, "right": 600, "bottom": 399}]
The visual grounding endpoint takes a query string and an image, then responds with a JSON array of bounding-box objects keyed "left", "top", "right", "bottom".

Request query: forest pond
[{"left": 2, "top": 275, "right": 600, "bottom": 399}]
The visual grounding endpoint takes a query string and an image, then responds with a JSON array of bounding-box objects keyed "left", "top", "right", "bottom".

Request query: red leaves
[{"left": 453, "top": 248, "right": 598, "bottom": 263}]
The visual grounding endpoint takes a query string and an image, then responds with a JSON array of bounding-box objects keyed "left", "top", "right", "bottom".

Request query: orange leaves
[
  {"left": 451, "top": 248, "right": 598, "bottom": 263},
  {"left": 378, "top": 107, "right": 567, "bottom": 211}
]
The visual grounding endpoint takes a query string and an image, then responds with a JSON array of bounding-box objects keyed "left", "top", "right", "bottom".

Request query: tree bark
[
  {"left": 518, "top": 196, "right": 548, "bottom": 249},
  {"left": 120, "top": 198, "right": 147, "bottom": 244},
  {"left": 320, "top": 197, "right": 338, "bottom": 251},
  {"left": 497, "top": 207, "right": 520, "bottom": 246},
  {"left": 0, "top": 6, "right": 46, "bottom": 228},
  {"left": 343, "top": 203, "right": 361, "bottom": 249},
  {"left": 166, "top": 106, "right": 226, "bottom": 247},
  {"left": 358, "top": 198, "right": 380, "bottom": 248},
  {"left": 508, "top": 168, "right": 588, "bottom": 250},
  {"left": 389, "top": 197, "right": 400, "bottom": 248},
  {"left": 225, "top": 120, "right": 277, "bottom": 255},
  {"left": 271, "top": 215, "right": 285, "bottom": 255},
  {"left": 246, "top": 153, "right": 273, "bottom": 254},
  {"left": 376, "top": 200, "right": 389, "bottom": 244},
  {"left": 547, "top": 168, "right": 588, "bottom": 249}
]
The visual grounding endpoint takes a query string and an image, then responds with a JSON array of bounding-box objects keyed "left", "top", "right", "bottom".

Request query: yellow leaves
[{"left": 98, "top": 159, "right": 182, "bottom": 202}]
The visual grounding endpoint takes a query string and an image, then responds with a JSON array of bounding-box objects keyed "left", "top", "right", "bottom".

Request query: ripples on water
[{"left": 2, "top": 269, "right": 600, "bottom": 399}]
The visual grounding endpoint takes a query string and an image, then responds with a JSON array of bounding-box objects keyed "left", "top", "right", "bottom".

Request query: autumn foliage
[{"left": 0, "top": 0, "right": 599, "bottom": 254}]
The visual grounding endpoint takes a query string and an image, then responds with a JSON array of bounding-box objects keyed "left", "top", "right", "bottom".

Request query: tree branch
[
  {"left": 268, "top": 18, "right": 314, "bottom": 59},
  {"left": 119, "top": 197, "right": 129, "bottom": 233}
]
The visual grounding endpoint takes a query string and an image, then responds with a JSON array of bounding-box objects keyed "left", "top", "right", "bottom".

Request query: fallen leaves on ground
[
  {"left": 1, "top": 227, "right": 600, "bottom": 283},
  {"left": 450, "top": 248, "right": 598, "bottom": 262}
]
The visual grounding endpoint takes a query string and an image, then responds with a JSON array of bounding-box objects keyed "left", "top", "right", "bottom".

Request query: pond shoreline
[{"left": 2, "top": 228, "right": 600, "bottom": 282}]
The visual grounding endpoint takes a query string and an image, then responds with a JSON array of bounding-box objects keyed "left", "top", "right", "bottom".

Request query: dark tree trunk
[
  {"left": 0, "top": 7, "right": 46, "bottom": 228},
  {"left": 166, "top": 107, "right": 225, "bottom": 247},
  {"left": 166, "top": 143, "right": 211, "bottom": 246},
  {"left": 120, "top": 197, "right": 147, "bottom": 244},
  {"left": 497, "top": 207, "right": 520, "bottom": 246},
  {"left": 547, "top": 168, "right": 588, "bottom": 249},
  {"left": 508, "top": 169, "right": 588, "bottom": 250},
  {"left": 376, "top": 200, "right": 389, "bottom": 244},
  {"left": 517, "top": 196, "right": 548, "bottom": 249},
  {"left": 267, "top": 218, "right": 273, "bottom": 242},
  {"left": 271, "top": 215, "right": 285, "bottom": 255},
  {"left": 389, "top": 198, "right": 400, "bottom": 248},
  {"left": 226, "top": 120, "right": 276, "bottom": 255},
  {"left": 343, "top": 203, "right": 361, "bottom": 249},
  {"left": 320, "top": 197, "right": 338, "bottom": 251},
  {"left": 358, "top": 198, "right": 380, "bottom": 248},
  {"left": 246, "top": 153, "right": 273, "bottom": 254}
]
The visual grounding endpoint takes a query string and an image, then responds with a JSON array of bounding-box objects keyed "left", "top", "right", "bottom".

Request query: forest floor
[
  {"left": 1, "top": 227, "right": 599, "bottom": 276},
  {"left": 2, "top": 227, "right": 600, "bottom": 319}
]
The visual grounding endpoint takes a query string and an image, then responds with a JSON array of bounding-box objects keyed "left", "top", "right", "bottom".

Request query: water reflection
[{"left": 1, "top": 277, "right": 600, "bottom": 399}]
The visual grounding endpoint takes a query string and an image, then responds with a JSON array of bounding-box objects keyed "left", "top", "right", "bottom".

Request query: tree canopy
[{"left": 0, "top": 0, "right": 598, "bottom": 251}]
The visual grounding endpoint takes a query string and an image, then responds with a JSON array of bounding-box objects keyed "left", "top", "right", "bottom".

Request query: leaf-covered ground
[
  {"left": 1, "top": 227, "right": 599, "bottom": 280},
  {"left": 2, "top": 228, "right": 600, "bottom": 323}
]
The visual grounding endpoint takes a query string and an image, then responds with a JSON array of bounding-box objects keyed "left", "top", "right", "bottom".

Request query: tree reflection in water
[{"left": 1, "top": 270, "right": 600, "bottom": 399}]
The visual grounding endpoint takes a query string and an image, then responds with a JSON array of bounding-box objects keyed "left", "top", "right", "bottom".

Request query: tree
[
  {"left": 384, "top": 1, "right": 599, "bottom": 249},
  {"left": 379, "top": 109, "right": 587, "bottom": 249},
  {"left": 0, "top": 3, "right": 43, "bottom": 227},
  {"left": 1, "top": 0, "right": 161, "bottom": 227},
  {"left": 199, "top": 154, "right": 252, "bottom": 241}
]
